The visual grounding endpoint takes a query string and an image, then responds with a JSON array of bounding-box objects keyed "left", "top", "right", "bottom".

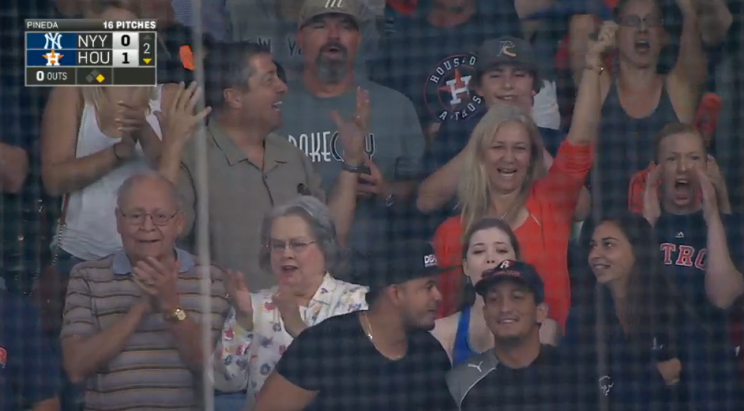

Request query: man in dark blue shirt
[{"left": 0, "top": 291, "right": 61, "bottom": 411}]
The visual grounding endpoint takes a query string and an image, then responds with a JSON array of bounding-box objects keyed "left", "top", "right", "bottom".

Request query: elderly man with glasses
[{"left": 60, "top": 172, "right": 231, "bottom": 411}]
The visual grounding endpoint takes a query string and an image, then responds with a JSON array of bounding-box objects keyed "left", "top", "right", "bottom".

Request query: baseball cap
[
  {"left": 475, "top": 36, "right": 538, "bottom": 73},
  {"left": 474, "top": 260, "right": 545, "bottom": 303},
  {"left": 365, "top": 239, "right": 442, "bottom": 291},
  {"left": 298, "top": 0, "right": 366, "bottom": 29}
]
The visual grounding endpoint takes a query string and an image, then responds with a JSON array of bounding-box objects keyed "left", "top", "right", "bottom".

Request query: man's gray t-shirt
[
  {"left": 279, "top": 79, "right": 425, "bottom": 256},
  {"left": 227, "top": 0, "right": 379, "bottom": 80}
]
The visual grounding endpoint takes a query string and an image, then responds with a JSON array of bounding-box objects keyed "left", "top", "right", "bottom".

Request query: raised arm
[
  {"left": 155, "top": 82, "right": 210, "bottom": 239},
  {"left": 565, "top": 22, "right": 614, "bottom": 147},
  {"left": 214, "top": 269, "right": 257, "bottom": 392},
  {"left": 41, "top": 87, "right": 131, "bottom": 196},
  {"left": 666, "top": 0, "right": 709, "bottom": 120}
]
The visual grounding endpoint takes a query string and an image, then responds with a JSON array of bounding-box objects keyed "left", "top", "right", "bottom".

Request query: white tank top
[{"left": 60, "top": 86, "right": 163, "bottom": 261}]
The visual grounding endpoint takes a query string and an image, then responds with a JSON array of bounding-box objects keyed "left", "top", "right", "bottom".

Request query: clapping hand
[
  {"left": 272, "top": 285, "right": 305, "bottom": 337},
  {"left": 330, "top": 87, "right": 368, "bottom": 166},
  {"left": 694, "top": 165, "right": 719, "bottom": 222},
  {"left": 225, "top": 269, "right": 254, "bottom": 330},
  {"left": 111, "top": 101, "right": 145, "bottom": 161},
  {"left": 155, "top": 82, "right": 212, "bottom": 150},
  {"left": 354, "top": 86, "right": 370, "bottom": 132},
  {"left": 133, "top": 257, "right": 181, "bottom": 312},
  {"left": 642, "top": 162, "right": 663, "bottom": 226}
]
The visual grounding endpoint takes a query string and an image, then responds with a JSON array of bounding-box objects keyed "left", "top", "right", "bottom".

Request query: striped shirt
[{"left": 61, "top": 248, "right": 230, "bottom": 411}]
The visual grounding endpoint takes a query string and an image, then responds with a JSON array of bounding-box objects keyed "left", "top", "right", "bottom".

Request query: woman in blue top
[
  {"left": 432, "top": 218, "right": 562, "bottom": 365},
  {"left": 564, "top": 212, "right": 740, "bottom": 411}
]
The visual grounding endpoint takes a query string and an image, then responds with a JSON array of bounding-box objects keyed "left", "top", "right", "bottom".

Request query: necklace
[{"left": 362, "top": 312, "right": 404, "bottom": 360}]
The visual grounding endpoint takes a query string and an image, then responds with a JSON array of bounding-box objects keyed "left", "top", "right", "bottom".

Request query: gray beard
[{"left": 316, "top": 58, "right": 348, "bottom": 84}]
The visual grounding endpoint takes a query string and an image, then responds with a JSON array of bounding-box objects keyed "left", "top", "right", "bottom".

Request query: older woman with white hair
[{"left": 213, "top": 196, "right": 367, "bottom": 410}]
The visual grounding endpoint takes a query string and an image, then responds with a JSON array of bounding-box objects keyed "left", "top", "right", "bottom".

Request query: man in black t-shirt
[
  {"left": 447, "top": 260, "right": 594, "bottom": 411},
  {"left": 253, "top": 239, "right": 456, "bottom": 411}
]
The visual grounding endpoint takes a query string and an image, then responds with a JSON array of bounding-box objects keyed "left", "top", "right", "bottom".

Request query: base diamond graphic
[
  {"left": 96, "top": 74, "right": 105, "bottom": 83},
  {"left": 86, "top": 70, "right": 100, "bottom": 83}
]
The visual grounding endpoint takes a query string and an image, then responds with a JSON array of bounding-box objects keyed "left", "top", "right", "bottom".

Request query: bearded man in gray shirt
[{"left": 279, "top": 0, "right": 426, "bottom": 276}]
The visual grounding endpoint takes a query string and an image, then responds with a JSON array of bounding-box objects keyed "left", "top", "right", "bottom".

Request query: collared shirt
[
  {"left": 213, "top": 274, "right": 367, "bottom": 407},
  {"left": 176, "top": 122, "right": 325, "bottom": 290},
  {"left": 61, "top": 248, "right": 230, "bottom": 411}
]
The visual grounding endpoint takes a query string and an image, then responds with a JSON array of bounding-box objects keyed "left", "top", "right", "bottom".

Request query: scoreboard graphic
[{"left": 25, "top": 19, "right": 158, "bottom": 87}]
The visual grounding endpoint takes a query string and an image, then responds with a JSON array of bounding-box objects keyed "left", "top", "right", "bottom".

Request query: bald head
[{"left": 117, "top": 172, "right": 181, "bottom": 210}]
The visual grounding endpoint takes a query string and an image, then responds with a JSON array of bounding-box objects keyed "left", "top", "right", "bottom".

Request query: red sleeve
[
  {"left": 433, "top": 217, "right": 465, "bottom": 319},
  {"left": 535, "top": 141, "right": 593, "bottom": 224}
]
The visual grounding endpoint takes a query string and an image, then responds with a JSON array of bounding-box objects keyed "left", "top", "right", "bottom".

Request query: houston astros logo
[
  {"left": 43, "top": 49, "right": 64, "bottom": 66},
  {"left": 424, "top": 53, "right": 483, "bottom": 123}
]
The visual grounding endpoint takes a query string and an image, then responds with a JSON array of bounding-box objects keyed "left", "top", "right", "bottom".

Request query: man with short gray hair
[{"left": 60, "top": 173, "right": 230, "bottom": 410}]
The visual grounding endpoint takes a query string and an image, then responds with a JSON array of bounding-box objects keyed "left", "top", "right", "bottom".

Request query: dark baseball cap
[
  {"left": 365, "top": 239, "right": 442, "bottom": 291},
  {"left": 298, "top": 0, "right": 366, "bottom": 28},
  {"left": 475, "top": 36, "right": 538, "bottom": 73},
  {"left": 474, "top": 260, "right": 545, "bottom": 303}
]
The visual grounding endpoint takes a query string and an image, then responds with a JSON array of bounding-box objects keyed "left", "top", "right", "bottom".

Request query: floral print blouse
[{"left": 213, "top": 274, "right": 367, "bottom": 406}]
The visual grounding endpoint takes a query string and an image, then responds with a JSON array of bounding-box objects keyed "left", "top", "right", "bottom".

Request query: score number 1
[{"left": 113, "top": 32, "right": 140, "bottom": 67}]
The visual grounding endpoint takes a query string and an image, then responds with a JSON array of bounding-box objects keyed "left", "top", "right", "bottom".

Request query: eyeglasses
[
  {"left": 266, "top": 239, "right": 317, "bottom": 253},
  {"left": 617, "top": 14, "right": 664, "bottom": 28},
  {"left": 119, "top": 210, "right": 178, "bottom": 226}
]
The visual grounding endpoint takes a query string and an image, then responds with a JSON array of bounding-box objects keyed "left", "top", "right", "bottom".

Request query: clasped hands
[{"left": 132, "top": 257, "right": 181, "bottom": 314}]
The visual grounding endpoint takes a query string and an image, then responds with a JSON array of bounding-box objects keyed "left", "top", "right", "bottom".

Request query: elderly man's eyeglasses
[
  {"left": 267, "top": 239, "right": 317, "bottom": 253},
  {"left": 617, "top": 15, "right": 663, "bottom": 28},
  {"left": 119, "top": 210, "right": 178, "bottom": 226}
]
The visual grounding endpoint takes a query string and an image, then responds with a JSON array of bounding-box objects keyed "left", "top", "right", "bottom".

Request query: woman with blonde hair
[
  {"left": 40, "top": 0, "right": 179, "bottom": 282},
  {"left": 432, "top": 23, "right": 616, "bottom": 329}
]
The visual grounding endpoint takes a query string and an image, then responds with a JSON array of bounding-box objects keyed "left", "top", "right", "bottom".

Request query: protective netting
[{"left": 2, "top": 0, "right": 744, "bottom": 411}]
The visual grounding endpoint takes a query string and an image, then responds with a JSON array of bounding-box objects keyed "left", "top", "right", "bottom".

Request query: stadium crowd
[{"left": 2, "top": 0, "right": 744, "bottom": 410}]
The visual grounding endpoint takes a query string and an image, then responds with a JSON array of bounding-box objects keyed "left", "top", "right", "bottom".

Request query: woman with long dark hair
[{"left": 564, "top": 212, "right": 739, "bottom": 410}]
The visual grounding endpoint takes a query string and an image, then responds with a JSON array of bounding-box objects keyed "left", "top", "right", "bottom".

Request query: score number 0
[{"left": 113, "top": 33, "right": 147, "bottom": 66}]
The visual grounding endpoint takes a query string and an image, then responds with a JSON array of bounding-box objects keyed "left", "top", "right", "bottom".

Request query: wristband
[{"left": 342, "top": 162, "right": 366, "bottom": 174}]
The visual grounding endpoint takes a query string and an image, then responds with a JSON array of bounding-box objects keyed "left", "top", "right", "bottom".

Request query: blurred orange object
[
  {"left": 179, "top": 45, "right": 194, "bottom": 70},
  {"left": 695, "top": 92, "right": 721, "bottom": 148}
]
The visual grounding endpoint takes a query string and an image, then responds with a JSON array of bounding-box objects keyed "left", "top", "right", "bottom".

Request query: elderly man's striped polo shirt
[{"left": 61, "top": 248, "right": 230, "bottom": 411}]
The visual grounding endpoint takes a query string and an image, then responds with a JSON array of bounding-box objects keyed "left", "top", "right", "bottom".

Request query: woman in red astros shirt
[{"left": 432, "top": 23, "right": 617, "bottom": 328}]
